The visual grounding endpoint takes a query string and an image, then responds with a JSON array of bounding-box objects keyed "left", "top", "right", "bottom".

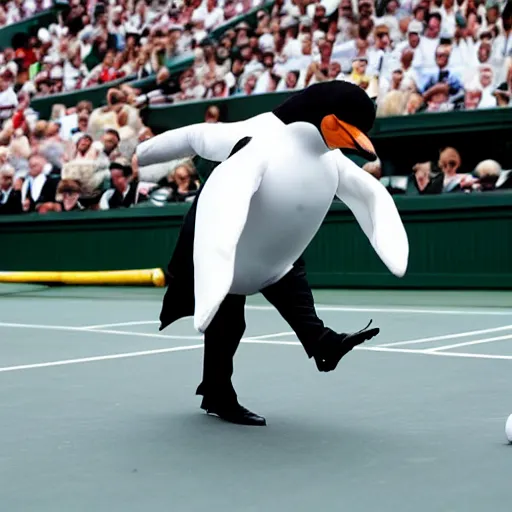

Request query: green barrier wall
[
  {"left": 1, "top": 193, "right": 511, "bottom": 289},
  {"left": 145, "top": 96, "right": 512, "bottom": 173},
  {"left": 30, "top": 75, "right": 136, "bottom": 120},
  {"left": 0, "top": 8, "right": 59, "bottom": 49}
]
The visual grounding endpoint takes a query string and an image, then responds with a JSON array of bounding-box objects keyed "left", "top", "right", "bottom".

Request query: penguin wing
[
  {"left": 193, "top": 139, "right": 268, "bottom": 333},
  {"left": 136, "top": 113, "right": 279, "bottom": 167},
  {"left": 334, "top": 154, "right": 409, "bottom": 277},
  {"left": 136, "top": 121, "right": 247, "bottom": 167}
]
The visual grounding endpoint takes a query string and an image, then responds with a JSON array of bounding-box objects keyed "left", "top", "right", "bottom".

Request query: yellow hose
[{"left": 0, "top": 268, "right": 166, "bottom": 287}]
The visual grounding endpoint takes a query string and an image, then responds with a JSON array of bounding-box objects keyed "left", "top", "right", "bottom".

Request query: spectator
[
  {"left": 473, "top": 159, "right": 502, "bottom": 191},
  {"left": 463, "top": 87, "right": 483, "bottom": 109},
  {"left": 415, "top": 12, "right": 442, "bottom": 71},
  {"left": 98, "top": 128, "right": 122, "bottom": 164},
  {"left": 412, "top": 146, "right": 476, "bottom": 194},
  {"left": 0, "top": 164, "right": 22, "bottom": 214},
  {"left": 73, "top": 134, "right": 99, "bottom": 161},
  {"left": 366, "top": 24, "right": 395, "bottom": 80},
  {"left": 55, "top": 179, "right": 84, "bottom": 211},
  {"left": 21, "top": 153, "right": 59, "bottom": 212},
  {"left": 157, "top": 161, "right": 199, "bottom": 203},
  {"left": 204, "top": 104, "right": 222, "bottom": 122},
  {"left": 419, "top": 44, "right": 464, "bottom": 106},
  {"left": 99, "top": 158, "right": 155, "bottom": 210},
  {"left": 493, "top": 82, "right": 511, "bottom": 106},
  {"left": 0, "top": 72, "right": 18, "bottom": 122}
]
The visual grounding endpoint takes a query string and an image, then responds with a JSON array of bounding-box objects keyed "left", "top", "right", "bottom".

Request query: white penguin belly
[{"left": 229, "top": 152, "right": 337, "bottom": 295}]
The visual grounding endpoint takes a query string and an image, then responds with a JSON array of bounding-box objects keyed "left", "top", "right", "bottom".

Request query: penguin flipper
[
  {"left": 136, "top": 120, "right": 251, "bottom": 166},
  {"left": 334, "top": 154, "right": 409, "bottom": 278},
  {"left": 193, "top": 139, "right": 268, "bottom": 332}
]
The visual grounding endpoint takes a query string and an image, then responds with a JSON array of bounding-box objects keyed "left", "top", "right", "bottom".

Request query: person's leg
[
  {"left": 196, "top": 294, "right": 246, "bottom": 405},
  {"left": 197, "top": 293, "right": 266, "bottom": 426},
  {"left": 261, "top": 257, "right": 379, "bottom": 372}
]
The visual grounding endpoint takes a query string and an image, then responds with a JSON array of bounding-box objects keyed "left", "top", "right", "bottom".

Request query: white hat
[
  {"left": 38, "top": 28, "right": 51, "bottom": 44},
  {"left": 5, "top": 61, "right": 18, "bottom": 76},
  {"left": 407, "top": 20, "right": 423, "bottom": 34},
  {"left": 50, "top": 66, "right": 64, "bottom": 79},
  {"left": 313, "top": 30, "right": 326, "bottom": 43},
  {"left": 299, "top": 15, "right": 312, "bottom": 27},
  {"left": 280, "top": 16, "right": 298, "bottom": 29}
]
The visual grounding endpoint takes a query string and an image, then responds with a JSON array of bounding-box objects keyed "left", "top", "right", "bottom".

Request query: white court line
[
  {"left": 87, "top": 328, "right": 203, "bottom": 341},
  {"left": 83, "top": 320, "right": 160, "bottom": 330},
  {"left": 0, "top": 344, "right": 203, "bottom": 373},
  {"left": 424, "top": 333, "right": 512, "bottom": 353},
  {"left": 243, "top": 339, "right": 301, "bottom": 346},
  {"left": 0, "top": 322, "right": 203, "bottom": 341},
  {"left": 246, "top": 331, "right": 294, "bottom": 340},
  {"left": 1, "top": 335, "right": 512, "bottom": 374},
  {"left": 78, "top": 304, "right": 512, "bottom": 330},
  {"left": 413, "top": 351, "right": 512, "bottom": 361},
  {"left": 246, "top": 305, "right": 512, "bottom": 316},
  {"left": 0, "top": 322, "right": 292, "bottom": 343},
  {"left": 378, "top": 324, "right": 512, "bottom": 347},
  {"left": 241, "top": 339, "right": 512, "bottom": 360}
]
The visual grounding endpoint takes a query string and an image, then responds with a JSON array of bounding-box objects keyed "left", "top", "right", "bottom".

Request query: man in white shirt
[
  {"left": 393, "top": 19, "right": 423, "bottom": 59},
  {"left": 21, "top": 154, "right": 59, "bottom": 213},
  {"left": 192, "top": 0, "right": 225, "bottom": 31},
  {"left": 414, "top": 12, "right": 442, "bottom": 72},
  {"left": 439, "top": 0, "right": 458, "bottom": 37},
  {"left": 491, "top": 2, "right": 512, "bottom": 83},
  {"left": 0, "top": 73, "right": 18, "bottom": 122},
  {"left": 366, "top": 23, "right": 398, "bottom": 81}
]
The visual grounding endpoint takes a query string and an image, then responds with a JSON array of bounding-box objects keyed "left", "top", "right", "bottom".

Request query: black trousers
[
  {"left": 160, "top": 137, "right": 334, "bottom": 405},
  {"left": 196, "top": 260, "right": 334, "bottom": 405}
]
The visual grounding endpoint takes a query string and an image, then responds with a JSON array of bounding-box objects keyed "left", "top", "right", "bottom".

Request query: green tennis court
[{"left": 0, "top": 285, "right": 511, "bottom": 511}]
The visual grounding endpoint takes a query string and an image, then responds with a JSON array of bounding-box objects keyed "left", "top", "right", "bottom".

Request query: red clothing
[
  {"left": 99, "top": 66, "right": 118, "bottom": 83},
  {"left": 14, "top": 48, "right": 37, "bottom": 71}
]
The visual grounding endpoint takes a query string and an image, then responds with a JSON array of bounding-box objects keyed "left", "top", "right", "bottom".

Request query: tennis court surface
[{"left": 1, "top": 284, "right": 511, "bottom": 511}]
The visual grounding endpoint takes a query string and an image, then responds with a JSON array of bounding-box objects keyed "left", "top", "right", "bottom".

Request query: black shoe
[
  {"left": 200, "top": 398, "right": 267, "bottom": 426},
  {"left": 314, "top": 320, "right": 379, "bottom": 373}
]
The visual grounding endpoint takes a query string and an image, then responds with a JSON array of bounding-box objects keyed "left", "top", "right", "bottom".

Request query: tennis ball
[{"left": 506, "top": 414, "right": 512, "bottom": 444}]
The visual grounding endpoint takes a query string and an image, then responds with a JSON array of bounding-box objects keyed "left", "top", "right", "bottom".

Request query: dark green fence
[
  {"left": 30, "top": 75, "right": 136, "bottom": 120},
  {"left": 145, "top": 95, "right": 512, "bottom": 174},
  {"left": 0, "top": 8, "right": 59, "bottom": 49},
  {"left": 1, "top": 193, "right": 511, "bottom": 289}
]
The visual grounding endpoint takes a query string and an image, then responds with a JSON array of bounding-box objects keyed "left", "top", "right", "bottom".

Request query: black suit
[
  {"left": 24, "top": 175, "right": 59, "bottom": 212},
  {"left": 159, "top": 138, "right": 336, "bottom": 406},
  {"left": 0, "top": 189, "right": 22, "bottom": 215}
]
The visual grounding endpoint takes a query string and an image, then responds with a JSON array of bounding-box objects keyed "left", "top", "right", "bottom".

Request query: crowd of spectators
[
  {"left": 1, "top": 0, "right": 512, "bottom": 216},
  {"left": 0, "top": 0, "right": 53, "bottom": 28}
]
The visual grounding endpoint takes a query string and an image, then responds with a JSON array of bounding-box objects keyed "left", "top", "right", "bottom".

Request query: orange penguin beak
[{"left": 320, "top": 114, "right": 377, "bottom": 161}]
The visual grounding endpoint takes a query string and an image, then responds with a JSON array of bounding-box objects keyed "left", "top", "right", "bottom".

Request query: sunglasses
[{"left": 441, "top": 160, "right": 458, "bottom": 168}]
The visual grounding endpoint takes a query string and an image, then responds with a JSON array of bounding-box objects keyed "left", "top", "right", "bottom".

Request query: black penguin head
[{"left": 272, "top": 81, "right": 378, "bottom": 161}]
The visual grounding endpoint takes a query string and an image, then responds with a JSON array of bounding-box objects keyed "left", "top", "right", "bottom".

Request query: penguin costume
[{"left": 136, "top": 81, "right": 408, "bottom": 426}]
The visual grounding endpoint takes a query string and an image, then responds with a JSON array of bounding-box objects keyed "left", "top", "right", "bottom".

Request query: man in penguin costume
[{"left": 136, "top": 81, "right": 408, "bottom": 426}]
